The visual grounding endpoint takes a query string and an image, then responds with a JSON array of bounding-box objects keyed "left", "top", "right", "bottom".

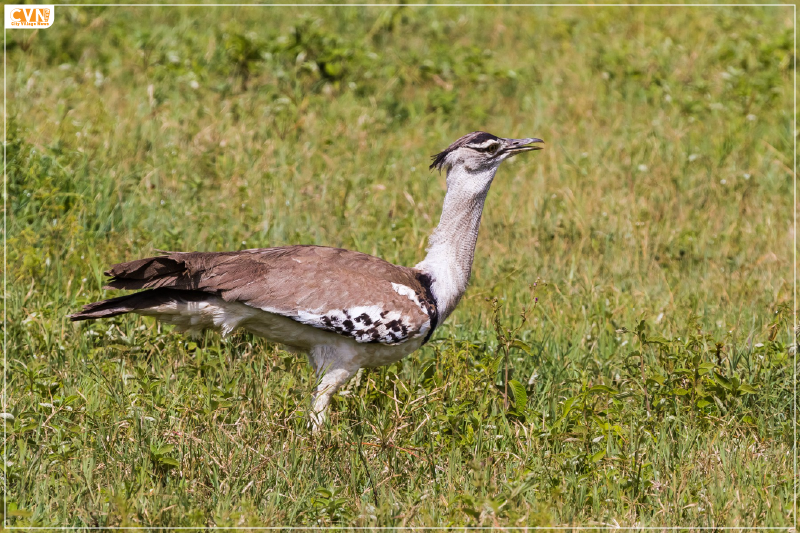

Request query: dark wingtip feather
[
  {"left": 69, "top": 295, "right": 134, "bottom": 321},
  {"left": 68, "top": 289, "right": 202, "bottom": 322},
  {"left": 100, "top": 255, "right": 191, "bottom": 292},
  {"left": 69, "top": 312, "right": 111, "bottom": 322}
]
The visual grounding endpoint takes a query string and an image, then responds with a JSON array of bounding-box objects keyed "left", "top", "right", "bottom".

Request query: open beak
[{"left": 503, "top": 137, "right": 544, "bottom": 156}]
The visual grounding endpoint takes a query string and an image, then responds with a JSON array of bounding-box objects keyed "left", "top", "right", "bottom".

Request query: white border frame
[{"left": 3, "top": 2, "right": 796, "bottom": 530}]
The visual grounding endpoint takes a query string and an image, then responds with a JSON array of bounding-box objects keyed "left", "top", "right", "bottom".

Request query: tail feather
[{"left": 69, "top": 288, "right": 206, "bottom": 321}]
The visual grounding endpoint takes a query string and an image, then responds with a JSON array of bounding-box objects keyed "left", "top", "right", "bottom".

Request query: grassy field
[{"left": 4, "top": 4, "right": 796, "bottom": 528}]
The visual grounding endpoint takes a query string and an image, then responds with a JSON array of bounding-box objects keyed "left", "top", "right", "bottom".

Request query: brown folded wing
[{"left": 103, "top": 245, "right": 437, "bottom": 345}]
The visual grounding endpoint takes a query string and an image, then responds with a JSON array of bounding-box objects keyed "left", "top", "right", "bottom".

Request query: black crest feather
[{"left": 429, "top": 131, "right": 500, "bottom": 171}]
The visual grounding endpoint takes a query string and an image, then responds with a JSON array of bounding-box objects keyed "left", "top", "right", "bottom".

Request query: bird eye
[{"left": 486, "top": 143, "right": 499, "bottom": 154}]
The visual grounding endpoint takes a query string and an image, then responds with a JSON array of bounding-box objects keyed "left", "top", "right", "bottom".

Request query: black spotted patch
[{"left": 294, "top": 305, "right": 429, "bottom": 345}]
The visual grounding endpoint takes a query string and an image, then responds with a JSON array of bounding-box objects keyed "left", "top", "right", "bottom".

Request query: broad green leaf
[
  {"left": 156, "top": 444, "right": 175, "bottom": 455},
  {"left": 489, "top": 355, "right": 503, "bottom": 377},
  {"left": 648, "top": 374, "right": 666, "bottom": 385},
  {"left": 646, "top": 335, "right": 670, "bottom": 345},
  {"left": 511, "top": 340, "right": 531, "bottom": 354},
  {"left": 696, "top": 399, "right": 711, "bottom": 408},
  {"left": 158, "top": 457, "right": 179, "bottom": 468},
  {"left": 626, "top": 350, "right": 642, "bottom": 360},
  {"left": 737, "top": 383, "right": 758, "bottom": 394},
  {"left": 713, "top": 372, "right": 732, "bottom": 390},
  {"left": 588, "top": 385, "right": 618, "bottom": 395},
  {"left": 673, "top": 388, "right": 690, "bottom": 396},
  {"left": 591, "top": 450, "right": 606, "bottom": 463},
  {"left": 62, "top": 395, "right": 80, "bottom": 406},
  {"left": 562, "top": 396, "right": 580, "bottom": 416},
  {"left": 509, "top": 379, "right": 527, "bottom": 413}
]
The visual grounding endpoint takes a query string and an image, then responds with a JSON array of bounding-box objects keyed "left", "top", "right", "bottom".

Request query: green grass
[{"left": 4, "top": 4, "right": 795, "bottom": 528}]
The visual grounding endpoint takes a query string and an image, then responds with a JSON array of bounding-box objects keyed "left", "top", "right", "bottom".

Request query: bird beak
[{"left": 503, "top": 137, "right": 544, "bottom": 156}]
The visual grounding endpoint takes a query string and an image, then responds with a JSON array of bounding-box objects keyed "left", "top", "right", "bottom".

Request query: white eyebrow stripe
[{"left": 468, "top": 139, "right": 499, "bottom": 149}]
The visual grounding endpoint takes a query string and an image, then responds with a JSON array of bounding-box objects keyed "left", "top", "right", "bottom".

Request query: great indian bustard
[{"left": 70, "top": 131, "right": 544, "bottom": 429}]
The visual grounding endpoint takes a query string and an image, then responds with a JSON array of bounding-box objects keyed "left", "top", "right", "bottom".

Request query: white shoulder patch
[{"left": 391, "top": 283, "right": 424, "bottom": 307}]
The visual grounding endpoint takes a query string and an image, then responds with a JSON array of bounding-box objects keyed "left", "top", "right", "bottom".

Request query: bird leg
[{"left": 308, "top": 345, "right": 358, "bottom": 432}]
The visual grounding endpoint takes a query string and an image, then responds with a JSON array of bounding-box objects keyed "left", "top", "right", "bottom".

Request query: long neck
[{"left": 416, "top": 165, "right": 496, "bottom": 322}]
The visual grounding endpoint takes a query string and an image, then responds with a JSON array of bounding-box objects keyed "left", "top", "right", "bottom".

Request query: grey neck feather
[{"left": 416, "top": 164, "right": 497, "bottom": 322}]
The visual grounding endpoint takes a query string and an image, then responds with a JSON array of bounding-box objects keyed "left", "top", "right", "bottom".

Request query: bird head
[
  {"left": 430, "top": 131, "right": 543, "bottom": 173},
  {"left": 429, "top": 131, "right": 543, "bottom": 195}
]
